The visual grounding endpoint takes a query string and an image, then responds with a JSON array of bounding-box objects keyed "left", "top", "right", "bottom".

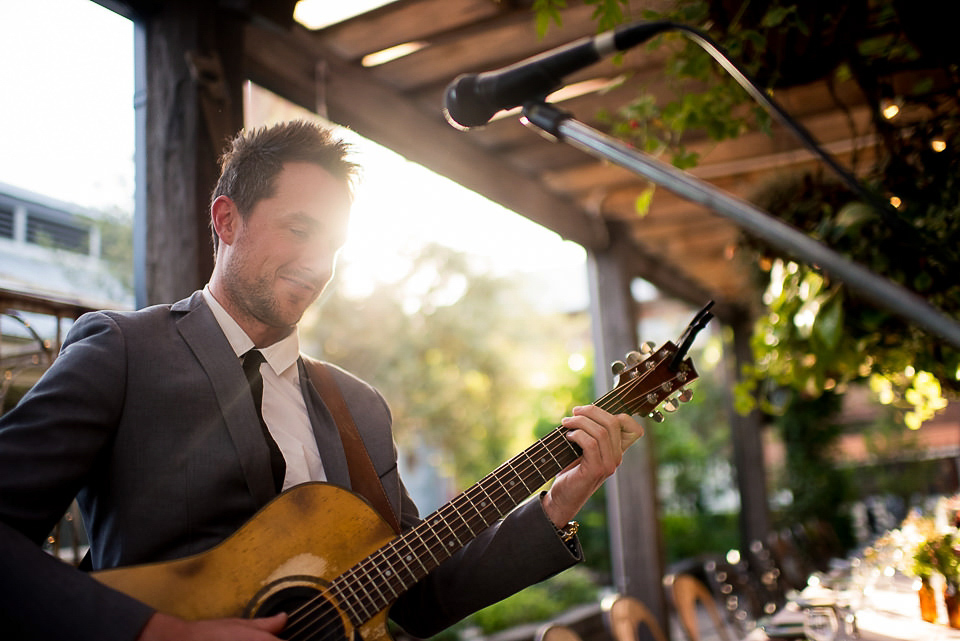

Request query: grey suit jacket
[{"left": 0, "top": 292, "right": 579, "bottom": 641}]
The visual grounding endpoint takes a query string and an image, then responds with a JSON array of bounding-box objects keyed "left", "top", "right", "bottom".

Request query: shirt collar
[{"left": 201, "top": 285, "right": 300, "bottom": 377}]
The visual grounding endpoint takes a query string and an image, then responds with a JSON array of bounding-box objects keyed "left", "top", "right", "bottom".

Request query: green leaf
[
  {"left": 813, "top": 291, "right": 844, "bottom": 352},
  {"left": 532, "top": 0, "right": 566, "bottom": 37},
  {"left": 761, "top": 5, "right": 797, "bottom": 28},
  {"left": 634, "top": 186, "right": 655, "bottom": 216},
  {"left": 834, "top": 202, "right": 877, "bottom": 232}
]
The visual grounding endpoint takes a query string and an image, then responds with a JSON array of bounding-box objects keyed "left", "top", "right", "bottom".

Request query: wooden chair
[
  {"left": 703, "top": 557, "right": 762, "bottom": 636},
  {"left": 767, "top": 527, "right": 812, "bottom": 591},
  {"left": 602, "top": 594, "right": 668, "bottom": 641},
  {"left": 667, "top": 573, "right": 736, "bottom": 641},
  {"left": 745, "top": 538, "right": 788, "bottom": 614},
  {"left": 535, "top": 623, "right": 585, "bottom": 641}
]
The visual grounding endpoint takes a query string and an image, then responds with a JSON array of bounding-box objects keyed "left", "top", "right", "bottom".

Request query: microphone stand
[{"left": 521, "top": 100, "right": 960, "bottom": 349}]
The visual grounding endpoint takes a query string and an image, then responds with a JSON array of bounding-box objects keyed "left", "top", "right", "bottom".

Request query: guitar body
[{"left": 93, "top": 483, "right": 397, "bottom": 641}]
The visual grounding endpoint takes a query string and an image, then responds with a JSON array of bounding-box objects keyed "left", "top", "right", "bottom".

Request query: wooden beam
[
  {"left": 317, "top": 0, "right": 504, "bottom": 62},
  {"left": 141, "top": 0, "right": 245, "bottom": 305},
  {"left": 362, "top": 3, "right": 604, "bottom": 92},
  {"left": 726, "top": 310, "right": 771, "bottom": 551},
  {"left": 587, "top": 229, "right": 669, "bottom": 635}
]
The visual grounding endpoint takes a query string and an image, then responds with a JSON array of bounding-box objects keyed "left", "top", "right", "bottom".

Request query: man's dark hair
[{"left": 210, "top": 120, "right": 359, "bottom": 251}]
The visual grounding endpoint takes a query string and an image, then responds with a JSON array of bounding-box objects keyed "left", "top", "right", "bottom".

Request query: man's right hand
[{"left": 139, "top": 611, "right": 287, "bottom": 640}]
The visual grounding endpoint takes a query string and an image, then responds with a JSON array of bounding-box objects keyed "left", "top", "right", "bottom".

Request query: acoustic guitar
[{"left": 94, "top": 307, "right": 710, "bottom": 641}]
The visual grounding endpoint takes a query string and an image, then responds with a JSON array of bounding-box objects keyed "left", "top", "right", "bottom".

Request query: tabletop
[{"left": 746, "top": 573, "right": 960, "bottom": 641}]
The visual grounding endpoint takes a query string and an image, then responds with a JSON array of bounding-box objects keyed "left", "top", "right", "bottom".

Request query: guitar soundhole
[{"left": 253, "top": 585, "right": 348, "bottom": 641}]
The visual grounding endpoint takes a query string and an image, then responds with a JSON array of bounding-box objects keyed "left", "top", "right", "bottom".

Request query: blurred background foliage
[{"left": 302, "top": 242, "right": 591, "bottom": 486}]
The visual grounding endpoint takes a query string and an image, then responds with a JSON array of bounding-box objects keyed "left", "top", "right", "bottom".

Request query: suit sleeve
[{"left": 0, "top": 312, "right": 155, "bottom": 641}]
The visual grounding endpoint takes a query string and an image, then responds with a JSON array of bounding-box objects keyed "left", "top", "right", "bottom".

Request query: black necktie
[{"left": 241, "top": 349, "right": 286, "bottom": 492}]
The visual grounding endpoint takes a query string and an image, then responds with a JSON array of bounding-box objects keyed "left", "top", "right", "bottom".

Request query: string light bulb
[{"left": 880, "top": 99, "right": 901, "bottom": 120}]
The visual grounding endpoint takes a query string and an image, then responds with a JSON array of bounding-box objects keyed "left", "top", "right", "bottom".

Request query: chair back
[
  {"left": 535, "top": 623, "right": 584, "bottom": 641},
  {"left": 703, "top": 557, "right": 762, "bottom": 635},
  {"left": 602, "top": 595, "right": 668, "bottom": 641},
  {"left": 668, "top": 573, "right": 735, "bottom": 641}
]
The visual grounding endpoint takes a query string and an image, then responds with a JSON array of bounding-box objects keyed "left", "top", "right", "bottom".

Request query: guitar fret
[
  {"left": 385, "top": 536, "right": 427, "bottom": 591},
  {"left": 367, "top": 553, "right": 396, "bottom": 602},
  {"left": 472, "top": 481, "right": 504, "bottom": 525},
  {"left": 350, "top": 577, "right": 376, "bottom": 621},
  {"left": 542, "top": 437, "right": 563, "bottom": 470},
  {"left": 532, "top": 445, "right": 553, "bottom": 476},
  {"left": 506, "top": 459, "right": 532, "bottom": 496},
  {"left": 449, "top": 499, "right": 478, "bottom": 538},
  {"left": 520, "top": 449, "right": 548, "bottom": 487},
  {"left": 332, "top": 575, "right": 369, "bottom": 625},
  {"left": 436, "top": 508, "right": 464, "bottom": 551},
  {"left": 415, "top": 520, "right": 444, "bottom": 568},
  {"left": 374, "top": 551, "right": 403, "bottom": 600},
  {"left": 489, "top": 472, "right": 515, "bottom": 513}
]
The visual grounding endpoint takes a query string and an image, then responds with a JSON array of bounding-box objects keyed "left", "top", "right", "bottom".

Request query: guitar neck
[
  {"left": 327, "top": 375, "right": 650, "bottom": 626},
  {"left": 329, "top": 426, "right": 580, "bottom": 624}
]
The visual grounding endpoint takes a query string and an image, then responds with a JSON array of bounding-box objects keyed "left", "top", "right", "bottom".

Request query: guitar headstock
[
  {"left": 606, "top": 341, "right": 698, "bottom": 422},
  {"left": 602, "top": 302, "right": 713, "bottom": 422}
]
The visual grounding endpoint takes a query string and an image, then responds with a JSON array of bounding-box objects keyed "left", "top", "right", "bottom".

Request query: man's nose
[{"left": 299, "top": 242, "right": 339, "bottom": 280}]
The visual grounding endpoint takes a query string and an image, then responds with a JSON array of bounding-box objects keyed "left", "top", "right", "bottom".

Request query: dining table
[{"left": 745, "top": 560, "right": 960, "bottom": 641}]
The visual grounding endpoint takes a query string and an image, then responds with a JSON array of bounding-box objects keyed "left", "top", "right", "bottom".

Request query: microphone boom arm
[{"left": 521, "top": 101, "right": 960, "bottom": 349}]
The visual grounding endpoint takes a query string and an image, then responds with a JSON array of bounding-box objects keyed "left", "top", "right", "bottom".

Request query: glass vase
[
  {"left": 919, "top": 577, "right": 937, "bottom": 623},
  {"left": 944, "top": 582, "right": 960, "bottom": 628}
]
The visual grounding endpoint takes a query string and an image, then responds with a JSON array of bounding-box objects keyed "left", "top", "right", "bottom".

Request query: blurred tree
[
  {"left": 301, "top": 242, "right": 591, "bottom": 489},
  {"left": 95, "top": 207, "right": 135, "bottom": 294}
]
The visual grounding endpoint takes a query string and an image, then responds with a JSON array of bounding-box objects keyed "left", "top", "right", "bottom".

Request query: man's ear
[{"left": 211, "top": 195, "right": 240, "bottom": 246}]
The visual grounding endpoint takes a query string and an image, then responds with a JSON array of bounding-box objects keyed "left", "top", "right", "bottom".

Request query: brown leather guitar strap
[{"left": 302, "top": 356, "right": 402, "bottom": 535}]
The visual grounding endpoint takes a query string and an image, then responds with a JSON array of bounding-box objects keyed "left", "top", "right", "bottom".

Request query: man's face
[{"left": 220, "top": 161, "right": 351, "bottom": 333}]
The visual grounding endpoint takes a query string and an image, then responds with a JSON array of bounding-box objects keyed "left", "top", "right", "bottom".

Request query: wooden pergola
[{"left": 92, "top": 0, "right": 910, "bottom": 633}]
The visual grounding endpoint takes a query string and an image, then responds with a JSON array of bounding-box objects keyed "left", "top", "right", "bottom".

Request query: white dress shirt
[{"left": 202, "top": 286, "right": 326, "bottom": 488}]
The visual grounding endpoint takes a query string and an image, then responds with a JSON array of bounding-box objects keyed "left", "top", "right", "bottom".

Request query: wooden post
[
  {"left": 587, "top": 237, "right": 669, "bottom": 636},
  {"left": 725, "top": 308, "right": 770, "bottom": 551},
  {"left": 138, "top": 0, "right": 245, "bottom": 305}
]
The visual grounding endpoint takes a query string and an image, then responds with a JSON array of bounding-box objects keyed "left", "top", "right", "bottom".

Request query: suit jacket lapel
[
  {"left": 173, "top": 292, "right": 277, "bottom": 507},
  {"left": 298, "top": 359, "right": 351, "bottom": 488}
]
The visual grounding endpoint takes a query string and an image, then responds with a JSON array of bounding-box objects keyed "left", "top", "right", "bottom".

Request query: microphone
[{"left": 443, "top": 21, "right": 669, "bottom": 129}]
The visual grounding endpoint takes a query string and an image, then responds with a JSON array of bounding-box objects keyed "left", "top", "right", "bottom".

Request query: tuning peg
[
  {"left": 678, "top": 388, "right": 694, "bottom": 403},
  {"left": 625, "top": 351, "right": 644, "bottom": 365},
  {"left": 662, "top": 398, "right": 679, "bottom": 413},
  {"left": 611, "top": 360, "right": 626, "bottom": 377},
  {"left": 639, "top": 341, "right": 656, "bottom": 354},
  {"left": 648, "top": 411, "right": 665, "bottom": 423}
]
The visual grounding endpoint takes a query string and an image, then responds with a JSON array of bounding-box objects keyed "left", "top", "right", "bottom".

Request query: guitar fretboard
[{"left": 329, "top": 425, "right": 581, "bottom": 624}]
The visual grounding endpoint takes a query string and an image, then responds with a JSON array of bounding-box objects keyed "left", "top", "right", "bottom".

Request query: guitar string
[
  {"left": 281, "top": 363, "right": 693, "bottom": 641},
  {"left": 280, "top": 361, "right": 692, "bottom": 641},
  {"left": 281, "top": 364, "right": 692, "bottom": 641}
]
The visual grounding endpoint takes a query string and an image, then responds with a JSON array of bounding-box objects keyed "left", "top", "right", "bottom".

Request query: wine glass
[{"left": 803, "top": 606, "right": 840, "bottom": 641}]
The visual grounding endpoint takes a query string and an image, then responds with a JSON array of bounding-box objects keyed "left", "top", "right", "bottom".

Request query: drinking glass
[{"left": 803, "top": 606, "right": 839, "bottom": 641}]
